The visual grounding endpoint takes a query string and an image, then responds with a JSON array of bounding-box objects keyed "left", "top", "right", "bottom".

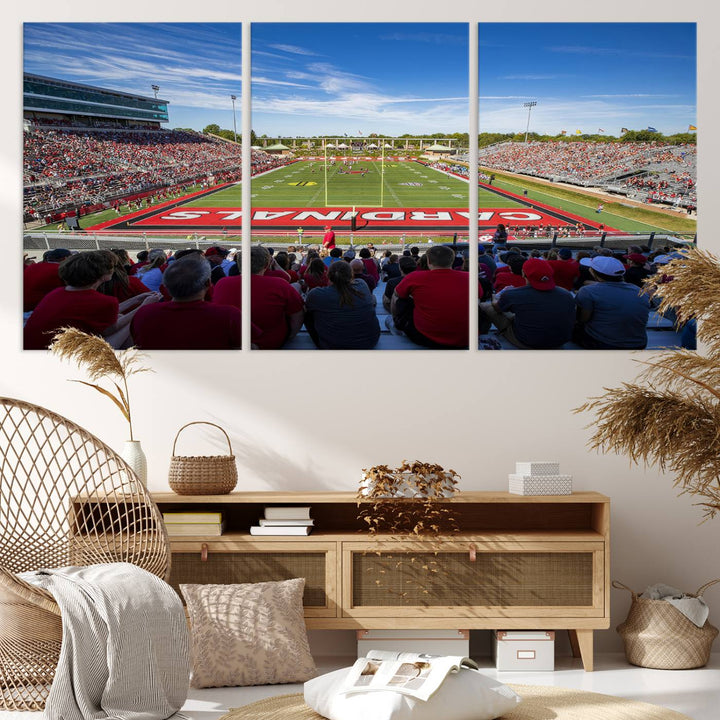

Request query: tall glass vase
[{"left": 121, "top": 440, "right": 147, "bottom": 487}]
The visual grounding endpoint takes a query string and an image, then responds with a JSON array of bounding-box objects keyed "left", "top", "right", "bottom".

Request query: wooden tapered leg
[
  {"left": 568, "top": 629, "right": 594, "bottom": 671},
  {"left": 568, "top": 629, "right": 581, "bottom": 658}
]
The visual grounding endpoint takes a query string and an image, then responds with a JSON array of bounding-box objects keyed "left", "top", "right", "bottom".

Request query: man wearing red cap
[
  {"left": 322, "top": 226, "right": 336, "bottom": 250},
  {"left": 479, "top": 257, "right": 576, "bottom": 349},
  {"left": 204, "top": 246, "right": 230, "bottom": 285}
]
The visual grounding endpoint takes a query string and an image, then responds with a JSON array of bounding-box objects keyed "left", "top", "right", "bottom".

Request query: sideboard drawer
[
  {"left": 342, "top": 540, "right": 604, "bottom": 619},
  {"left": 168, "top": 540, "right": 338, "bottom": 617}
]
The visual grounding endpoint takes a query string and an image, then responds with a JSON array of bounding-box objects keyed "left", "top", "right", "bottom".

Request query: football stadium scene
[
  {"left": 22, "top": 22, "right": 245, "bottom": 350},
  {"left": 22, "top": 22, "right": 697, "bottom": 352},
  {"left": 474, "top": 23, "right": 696, "bottom": 351},
  {"left": 247, "top": 22, "right": 469, "bottom": 350}
]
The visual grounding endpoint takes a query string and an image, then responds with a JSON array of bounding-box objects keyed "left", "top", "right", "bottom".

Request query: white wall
[{"left": 4, "top": 0, "right": 719, "bottom": 656}]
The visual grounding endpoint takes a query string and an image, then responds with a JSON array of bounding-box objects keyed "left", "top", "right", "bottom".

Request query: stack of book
[
  {"left": 508, "top": 461, "right": 573, "bottom": 496},
  {"left": 163, "top": 511, "right": 225, "bottom": 536},
  {"left": 250, "top": 506, "right": 313, "bottom": 535}
]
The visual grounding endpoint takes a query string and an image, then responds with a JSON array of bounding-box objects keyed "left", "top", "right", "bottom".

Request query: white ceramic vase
[{"left": 121, "top": 440, "right": 147, "bottom": 487}]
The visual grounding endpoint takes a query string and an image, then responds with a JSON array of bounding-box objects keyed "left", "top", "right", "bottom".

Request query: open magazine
[{"left": 338, "top": 649, "right": 479, "bottom": 702}]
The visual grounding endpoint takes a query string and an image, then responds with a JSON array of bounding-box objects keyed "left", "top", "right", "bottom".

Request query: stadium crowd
[
  {"left": 22, "top": 241, "right": 471, "bottom": 351},
  {"left": 478, "top": 141, "right": 696, "bottom": 187},
  {"left": 23, "top": 237, "right": 689, "bottom": 352},
  {"left": 476, "top": 242, "right": 691, "bottom": 350},
  {"left": 23, "top": 125, "right": 289, "bottom": 224}
]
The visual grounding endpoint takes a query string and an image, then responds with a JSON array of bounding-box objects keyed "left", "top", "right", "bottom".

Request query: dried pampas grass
[
  {"left": 49, "top": 327, "right": 151, "bottom": 441},
  {"left": 578, "top": 246, "right": 720, "bottom": 521}
]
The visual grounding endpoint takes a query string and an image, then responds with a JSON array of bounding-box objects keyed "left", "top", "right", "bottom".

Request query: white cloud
[
  {"left": 479, "top": 97, "right": 695, "bottom": 135},
  {"left": 252, "top": 76, "right": 315, "bottom": 88},
  {"left": 268, "top": 43, "right": 319, "bottom": 56}
]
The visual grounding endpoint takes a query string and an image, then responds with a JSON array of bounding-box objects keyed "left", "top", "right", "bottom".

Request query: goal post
[{"left": 321, "top": 136, "right": 387, "bottom": 209}]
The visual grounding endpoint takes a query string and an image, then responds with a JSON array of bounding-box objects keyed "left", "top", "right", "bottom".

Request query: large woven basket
[
  {"left": 168, "top": 421, "right": 238, "bottom": 495},
  {"left": 614, "top": 579, "right": 719, "bottom": 669}
]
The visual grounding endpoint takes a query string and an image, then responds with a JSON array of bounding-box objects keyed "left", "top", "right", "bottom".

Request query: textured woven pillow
[
  {"left": 304, "top": 666, "right": 521, "bottom": 720},
  {"left": 180, "top": 578, "right": 317, "bottom": 688}
]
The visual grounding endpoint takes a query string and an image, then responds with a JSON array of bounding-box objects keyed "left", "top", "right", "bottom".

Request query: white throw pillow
[{"left": 304, "top": 666, "right": 521, "bottom": 720}]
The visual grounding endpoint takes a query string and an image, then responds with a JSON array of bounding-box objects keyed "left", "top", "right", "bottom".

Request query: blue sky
[
  {"left": 480, "top": 23, "right": 697, "bottom": 137},
  {"left": 251, "top": 23, "right": 468, "bottom": 137},
  {"left": 23, "top": 23, "right": 241, "bottom": 131}
]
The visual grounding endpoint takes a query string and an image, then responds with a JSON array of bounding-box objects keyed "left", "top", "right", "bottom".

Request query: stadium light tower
[
  {"left": 230, "top": 95, "right": 238, "bottom": 144},
  {"left": 151, "top": 84, "right": 160, "bottom": 99},
  {"left": 523, "top": 101, "right": 537, "bottom": 143}
]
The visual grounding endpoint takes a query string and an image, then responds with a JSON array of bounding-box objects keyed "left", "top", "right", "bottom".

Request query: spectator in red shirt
[
  {"left": 23, "top": 248, "right": 71, "bottom": 311},
  {"left": 131, "top": 254, "right": 241, "bottom": 350},
  {"left": 215, "top": 246, "right": 303, "bottom": 349},
  {"left": 358, "top": 247, "right": 380, "bottom": 285},
  {"left": 494, "top": 254, "right": 526, "bottom": 292},
  {"left": 350, "top": 259, "right": 377, "bottom": 291},
  {"left": 392, "top": 245, "right": 469, "bottom": 349},
  {"left": 24, "top": 250, "right": 159, "bottom": 350},
  {"left": 301, "top": 258, "right": 330, "bottom": 293},
  {"left": 547, "top": 248, "right": 580, "bottom": 291},
  {"left": 322, "top": 226, "right": 336, "bottom": 250}
]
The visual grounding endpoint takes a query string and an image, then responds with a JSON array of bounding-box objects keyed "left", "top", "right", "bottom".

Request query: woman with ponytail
[{"left": 304, "top": 260, "right": 380, "bottom": 349}]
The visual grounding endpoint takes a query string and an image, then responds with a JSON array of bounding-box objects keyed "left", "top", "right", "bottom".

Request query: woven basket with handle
[
  {"left": 168, "top": 421, "right": 238, "bottom": 495},
  {"left": 614, "top": 579, "right": 720, "bottom": 669}
]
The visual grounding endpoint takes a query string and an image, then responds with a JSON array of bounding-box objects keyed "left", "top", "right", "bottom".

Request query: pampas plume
[
  {"left": 578, "top": 246, "right": 720, "bottom": 521},
  {"left": 49, "top": 327, "right": 151, "bottom": 441}
]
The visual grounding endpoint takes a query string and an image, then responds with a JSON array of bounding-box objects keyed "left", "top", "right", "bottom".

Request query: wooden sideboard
[{"left": 146, "top": 491, "right": 609, "bottom": 671}]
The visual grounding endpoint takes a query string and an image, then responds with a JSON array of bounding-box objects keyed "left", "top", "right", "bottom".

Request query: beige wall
[{"left": 6, "top": 0, "right": 718, "bottom": 655}]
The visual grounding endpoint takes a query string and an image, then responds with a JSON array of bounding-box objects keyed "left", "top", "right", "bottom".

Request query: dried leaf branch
[
  {"left": 357, "top": 461, "right": 461, "bottom": 605},
  {"left": 49, "top": 327, "right": 152, "bottom": 441},
  {"left": 577, "top": 247, "right": 720, "bottom": 521}
]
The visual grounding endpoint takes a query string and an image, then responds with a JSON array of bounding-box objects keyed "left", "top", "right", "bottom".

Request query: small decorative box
[
  {"left": 493, "top": 631, "right": 555, "bottom": 672},
  {"left": 357, "top": 629, "right": 469, "bottom": 658},
  {"left": 515, "top": 461, "right": 561, "bottom": 476},
  {"left": 509, "top": 474, "right": 573, "bottom": 495}
]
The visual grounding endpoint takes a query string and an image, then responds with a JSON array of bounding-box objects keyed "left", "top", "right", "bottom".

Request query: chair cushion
[{"left": 180, "top": 578, "right": 316, "bottom": 688}]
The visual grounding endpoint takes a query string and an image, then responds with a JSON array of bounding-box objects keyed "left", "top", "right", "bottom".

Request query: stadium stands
[
  {"left": 478, "top": 141, "right": 696, "bottom": 209},
  {"left": 22, "top": 125, "right": 287, "bottom": 224}
]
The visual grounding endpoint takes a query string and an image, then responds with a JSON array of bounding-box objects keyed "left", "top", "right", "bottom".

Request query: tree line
[
  {"left": 176, "top": 125, "right": 695, "bottom": 149},
  {"left": 478, "top": 130, "right": 696, "bottom": 147}
]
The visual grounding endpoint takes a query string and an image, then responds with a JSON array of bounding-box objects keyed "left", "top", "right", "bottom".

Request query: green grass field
[
  {"left": 31, "top": 158, "right": 696, "bottom": 240},
  {"left": 243, "top": 160, "right": 469, "bottom": 208}
]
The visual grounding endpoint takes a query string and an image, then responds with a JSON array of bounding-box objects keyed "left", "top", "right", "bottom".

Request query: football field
[
  {"left": 245, "top": 159, "right": 469, "bottom": 208},
  {"left": 83, "top": 159, "right": 660, "bottom": 236}
]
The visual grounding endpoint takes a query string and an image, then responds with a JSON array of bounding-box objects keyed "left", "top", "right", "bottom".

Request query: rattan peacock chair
[{"left": 0, "top": 397, "right": 171, "bottom": 711}]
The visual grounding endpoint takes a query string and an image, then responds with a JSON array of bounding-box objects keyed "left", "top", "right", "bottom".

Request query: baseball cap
[
  {"left": 205, "top": 246, "right": 229, "bottom": 258},
  {"left": 653, "top": 254, "right": 671, "bottom": 265},
  {"left": 523, "top": 258, "right": 555, "bottom": 291},
  {"left": 590, "top": 256, "right": 626, "bottom": 277},
  {"left": 558, "top": 248, "right": 573, "bottom": 260},
  {"left": 626, "top": 253, "right": 647, "bottom": 265}
]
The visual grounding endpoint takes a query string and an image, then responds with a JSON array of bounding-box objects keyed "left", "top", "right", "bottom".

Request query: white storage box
[
  {"left": 508, "top": 474, "right": 572, "bottom": 496},
  {"left": 515, "top": 462, "right": 560, "bottom": 476},
  {"left": 357, "top": 629, "right": 469, "bottom": 658},
  {"left": 493, "top": 631, "right": 555, "bottom": 672}
]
